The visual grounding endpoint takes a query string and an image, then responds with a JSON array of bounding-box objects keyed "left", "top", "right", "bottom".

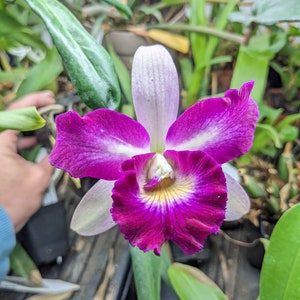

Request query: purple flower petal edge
[
  {"left": 49, "top": 109, "right": 150, "bottom": 180},
  {"left": 166, "top": 81, "right": 259, "bottom": 163}
]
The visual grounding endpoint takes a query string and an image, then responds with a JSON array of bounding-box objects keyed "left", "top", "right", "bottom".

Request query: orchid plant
[{"left": 49, "top": 45, "right": 258, "bottom": 256}]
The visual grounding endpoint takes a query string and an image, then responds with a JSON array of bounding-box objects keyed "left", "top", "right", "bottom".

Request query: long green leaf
[
  {"left": 105, "top": 36, "right": 132, "bottom": 105},
  {"left": 0, "top": 68, "right": 28, "bottom": 84},
  {"left": 102, "top": 0, "right": 132, "bottom": 19},
  {"left": 230, "top": 46, "right": 270, "bottom": 104},
  {"left": 0, "top": 9, "right": 46, "bottom": 50},
  {"left": 0, "top": 107, "right": 45, "bottom": 131},
  {"left": 25, "top": 0, "right": 121, "bottom": 110},
  {"left": 203, "top": 0, "right": 238, "bottom": 62},
  {"left": 275, "top": 113, "right": 300, "bottom": 131},
  {"left": 184, "top": 0, "right": 238, "bottom": 108},
  {"left": 149, "top": 23, "right": 244, "bottom": 45},
  {"left": 169, "top": 263, "right": 228, "bottom": 300},
  {"left": 130, "top": 246, "right": 161, "bottom": 300},
  {"left": 278, "top": 125, "right": 298, "bottom": 143},
  {"left": 251, "top": 123, "right": 282, "bottom": 154},
  {"left": 9, "top": 242, "right": 42, "bottom": 285},
  {"left": 260, "top": 203, "right": 300, "bottom": 300},
  {"left": 229, "top": 0, "right": 300, "bottom": 26},
  {"left": 16, "top": 47, "right": 63, "bottom": 98},
  {"left": 230, "top": 30, "right": 286, "bottom": 105},
  {"left": 199, "top": 0, "right": 238, "bottom": 97},
  {"left": 230, "top": 33, "right": 285, "bottom": 103},
  {"left": 183, "top": 0, "right": 206, "bottom": 108},
  {"left": 189, "top": 0, "right": 206, "bottom": 67}
]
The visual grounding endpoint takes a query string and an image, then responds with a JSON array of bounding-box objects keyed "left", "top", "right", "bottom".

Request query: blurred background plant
[
  {"left": 227, "top": 0, "right": 300, "bottom": 224},
  {"left": 0, "top": 0, "right": 63, "bottom": 109}
]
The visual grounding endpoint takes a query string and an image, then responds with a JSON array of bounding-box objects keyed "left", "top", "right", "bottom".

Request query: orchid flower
[{"left": 49, "top": 45, "right": 259, "bottom": 255}]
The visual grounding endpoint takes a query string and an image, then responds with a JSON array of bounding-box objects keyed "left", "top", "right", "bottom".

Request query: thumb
[{"left": 37, "top": 156, "right": 55, "bottom": 184}]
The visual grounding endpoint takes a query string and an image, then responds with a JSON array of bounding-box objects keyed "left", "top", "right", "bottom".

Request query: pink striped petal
[
  {"left": 71, "top": 180, "right": 115, "bottom": 236},
  {"left": 111, "top": 150, "right": 227, "bottom": 255},
  {"left": 166, "top": 81, "right": 259, "bottom": 163},
  {"left": 49, "top": 109, "right": 150, "bottom": 179},
  {"left": 132, "top": 45, "right": 180, "bottom": 152}
]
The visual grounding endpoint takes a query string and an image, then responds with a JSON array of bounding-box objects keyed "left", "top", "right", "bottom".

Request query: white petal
[
  {"left": 132, "top": 45, "right": 179, "bottom": 152},
  {"left": 222, "top": 163, "right": 241, "bottom": 182},
  {"left": 225, "top": 173, "right": 250, "bottom": 221},
  {"left": 71, "top": 180, "right": 116, "bottom": 235}
]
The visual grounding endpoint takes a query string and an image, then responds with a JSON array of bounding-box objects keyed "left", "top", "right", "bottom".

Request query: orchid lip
[{"left": 111, "top": 150, "right": 228, "bottom": 255}]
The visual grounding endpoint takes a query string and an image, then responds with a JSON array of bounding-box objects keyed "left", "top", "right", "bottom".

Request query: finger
[
  {"left": 8, "top": 91, "right": 55, "bottom": 110},
  {"left": 0, "top": 130, "right": 19, "bottom": 152},
  {"left": 38, "top": 156, "right": 55, "bottom": 180},
  {"left": 17, "top": 136, "right": 38, "bottom": 150}
]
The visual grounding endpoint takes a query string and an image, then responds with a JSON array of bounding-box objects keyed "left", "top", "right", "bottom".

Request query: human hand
[{"left": 0, "top": 91, "right": 55, "bottom": 232}]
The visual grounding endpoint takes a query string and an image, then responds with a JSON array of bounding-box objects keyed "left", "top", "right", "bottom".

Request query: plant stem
[{"left": 148, "top": 23, "right": 245, "bottom": 45}]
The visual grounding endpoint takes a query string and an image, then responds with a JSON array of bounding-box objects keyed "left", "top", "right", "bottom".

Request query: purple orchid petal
[
  {"left": 71, "top": 180, "right": 115, "bottom": 235},
  {"left": 224, "top": 173, "right": 250, "bottom": 221},
  {"left": 111, "top": 150, "right": 227, "bottom": 255},
  {"left": 166, "top": 81, "right": 259, "bottom": 164},
  {"left": 49, "top": 109, "right": 150, "bottom": 179},
  {"left": 132, "top": 45, "right": 180, "bottom": 152}
]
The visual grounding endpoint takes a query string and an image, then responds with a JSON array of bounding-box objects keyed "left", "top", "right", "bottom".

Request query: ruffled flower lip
[{"left": 111, "top": 150, "right": 228, "bottom": 255}]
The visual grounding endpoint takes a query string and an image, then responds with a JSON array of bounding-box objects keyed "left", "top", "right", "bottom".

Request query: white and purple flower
[{"left": 49, "top": 45, "right": 259, "bottom": 255}]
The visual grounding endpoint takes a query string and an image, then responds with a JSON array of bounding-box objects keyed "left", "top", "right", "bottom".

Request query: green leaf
[
  {"left": 260, "top": 238, "right": 270, "bottom": 251},
  {"left": 168, "top": 263, "right": 228, "bottom": 300},
  {"left": 121, "top": 103, "right": 135, "bottom": 118},
  {"left": 161, "top": 0, "right": 188, "bottom": 4},
  {"left": 105, "top": 36, "right": 132, "bottom": 105},
  {"left": 229, "top": 0, "right": 300, "bottom": 26},
  {"left": 258, "top": 103, "right": 283, "bottom": 124},
  {"left": 185, "top": 0, "right": 238, "bottom": 107},
  {"left": 0, "top": 68, "right": 28, "bottom": 85},
  {"left": 9, "top": 242, "right": 42, "bottom": 285},
  {"left": 251, "top": 123, "right": 282, "bottom": 154},
  {"left": 189, "top": 0, "right": 206, "bottom": 67},
  {"left": 159, "top": 244, "right": 172, "bottom": 288},
  {"left": 102, "top": 0, "right": 132, "bottom": 19},
  {"left": 24, "top": 0, "right": 121, "bottom": 110},
  {"left": 275, "top": 113, "right": 300, "bottom": 131},
  {"left": 130, "top": 246, "right": 161, "bottom": 300},
  {"left": 0, "top": 9, "right": 46, "bottom": 50},
  {"left": 129, "top": 244, "right": 172, "bottom": 295},
  {"left": 203, "top": 0, "right": 238, "bottom": 63},
  {"left": 179, "top": 57, "right": 193, "bottom": 90},
  {"left": 16, "top": 47, "right": 63, "bottom": 98},
  {"left": 278, "top": 125, "right": 298, "bottom": 143},
  {"left": 139, "top": 5, "right": 163, "bottom": 22},
  {"left": 19, "top": 144, "right": 42, "bottom": 162},
  {"left": 260, "top": 203, "right": 300, "bottom": 300},
  {"left": 253, "top": 123, "right": 282, "bottom": 150},
  {"left": 195, "top": 55, "right": 232, "bottom": 69},
  {"left": 231, "top": 39, "right": 276, "bottom": 103},
  {"left": 0, "top": 107, "right": 45, "bottom": 131}
]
